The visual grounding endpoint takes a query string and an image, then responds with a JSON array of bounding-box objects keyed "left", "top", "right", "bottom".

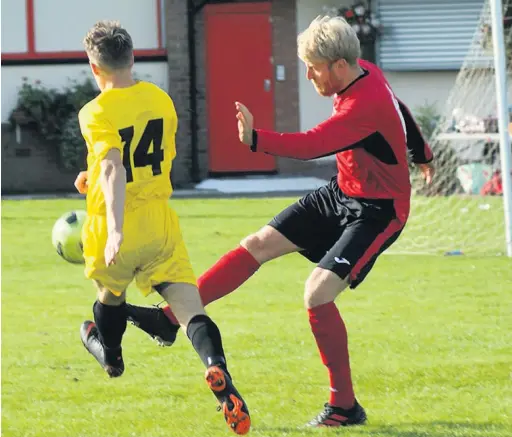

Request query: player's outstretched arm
[
  {"left": 100, "top": 148, "right": 126, "bottom": 266},
  {"left": 235, "top": 101, "right": 375, "bottom": 160}
]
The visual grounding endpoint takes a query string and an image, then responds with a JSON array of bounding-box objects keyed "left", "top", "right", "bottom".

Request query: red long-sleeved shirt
[{"left": 253, "top": 60, "right": 433, "bottom": 224}]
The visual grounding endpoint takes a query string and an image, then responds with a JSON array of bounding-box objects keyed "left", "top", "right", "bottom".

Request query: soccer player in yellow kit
[{"left": 74, "top": 20, "right": 250, "bottom": 435}]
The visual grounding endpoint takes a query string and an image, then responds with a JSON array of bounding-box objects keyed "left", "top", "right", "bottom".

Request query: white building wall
[
  {"left": 384, "top": 71, "right": 457, "bottom": 113},
  {"left": 33, "top": 0, "right": 159, "bottom": 52},
  {"left": 1, "top": 1, "right": 28, "bottom": 53},
  {"left": 1, "top": 63, "right": 168, "bottom": 122}
]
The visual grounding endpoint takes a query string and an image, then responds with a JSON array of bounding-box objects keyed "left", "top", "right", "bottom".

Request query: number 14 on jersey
[{"left": 119, "top": 118, "right": 164, "bottom": 183}]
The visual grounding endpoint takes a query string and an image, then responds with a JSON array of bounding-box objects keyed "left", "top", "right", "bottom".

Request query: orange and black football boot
[{"left": 205, "top": 365, "right": 251, "bottom": 435}]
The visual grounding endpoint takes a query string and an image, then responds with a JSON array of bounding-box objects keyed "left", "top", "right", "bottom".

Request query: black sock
[
  {"left": 125, "top": 303, "right": 180, "bottom": 332},
  {"left": 187, "top": 314, "right": 227, "bottom": 370},
  {"left": 93, "top": 300, "right": 127, "bottom": 349}
]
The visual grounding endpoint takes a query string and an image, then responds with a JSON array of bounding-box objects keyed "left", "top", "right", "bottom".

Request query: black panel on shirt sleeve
[
  {"left": 250, "top": 129, "right": 258, "bottom": 152},
  {"left": 360, "top": 132, "right": 398, "bottom": 164},
  {"left": 310, "top": 131, "right": 398, "bottom": 164},
  {"left": 398, "top": 100, "right": 432, "bottom": 163}
]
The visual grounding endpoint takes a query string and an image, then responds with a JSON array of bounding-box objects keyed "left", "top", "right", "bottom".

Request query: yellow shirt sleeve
[{"left": 79, "top": 109, "right": 122, "bottom": 161}]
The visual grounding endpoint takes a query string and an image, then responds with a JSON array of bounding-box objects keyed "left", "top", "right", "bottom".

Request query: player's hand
[
  {"left": 235, "top": 102, "right": 254, "bottom": 145},
  {"left": 74, "top": 171, "right": 88, "bottom": 194},
  {"left": 417, "top": 162, "right": 435, "bottom": 185},
  {"left": 104, "top": 230, "right": 123, "bottom": 267}
]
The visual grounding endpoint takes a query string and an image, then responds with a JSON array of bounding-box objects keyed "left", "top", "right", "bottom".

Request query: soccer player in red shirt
[{"left": 127, "top": 15, "right": 434, "bottom": 426}]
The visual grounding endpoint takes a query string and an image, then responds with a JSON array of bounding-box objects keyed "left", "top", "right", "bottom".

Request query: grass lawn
[{"left": 2, "top": 198, "right": 511, "bottom": 437}]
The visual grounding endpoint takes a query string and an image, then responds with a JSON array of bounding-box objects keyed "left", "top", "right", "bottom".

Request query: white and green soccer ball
[{"left": 51, "top": 210, "right": 87, "bottom": 264}]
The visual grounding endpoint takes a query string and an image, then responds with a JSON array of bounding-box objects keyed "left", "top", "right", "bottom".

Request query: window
[
  {"left": 377, "top": 0, "right": 485, "bottom": 71},
  {"left": 1, "top": 0, "right": 165, "bottom": 63}
]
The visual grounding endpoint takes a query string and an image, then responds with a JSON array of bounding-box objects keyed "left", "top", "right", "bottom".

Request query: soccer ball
[{"left": 52, "top": 210, "right": 87, "bottom": 264}]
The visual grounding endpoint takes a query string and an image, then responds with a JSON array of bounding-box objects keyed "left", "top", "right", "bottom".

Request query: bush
[
  {"left": 413, "top": 102, "right": 461, "bottom": 195},
  {"left": 414, "top": 101, "right": 441, "bottom": 140},
  {"left": 9, "top": 75, "right": 99, "bottom": 170}
]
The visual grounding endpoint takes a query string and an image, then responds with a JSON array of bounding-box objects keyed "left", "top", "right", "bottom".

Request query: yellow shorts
[{"left": 82, "top": 201, "right": 197, "bottom": 296}]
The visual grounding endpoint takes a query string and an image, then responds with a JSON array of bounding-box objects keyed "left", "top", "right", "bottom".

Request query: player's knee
[
  {"left": 98, "top": 292, "right": 125, "bottom": 306},
  {"left": 303, "top": 268, "right": 348, "bottom": 309},
  {"left": 240, "top": 232, "right": 271, "bottom": 264},
  {"left": 241, "top": 226, "right": 293, "bottom": 264},
  {"left": 304, "top": 277, "right": 324, "bottom": 309},
  {"left": 95, "top": 283, "right": 126, "bottom": 306}
]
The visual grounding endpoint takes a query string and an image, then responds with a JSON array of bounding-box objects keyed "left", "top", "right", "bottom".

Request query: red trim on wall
[
  {"left": 3, "top": 0, "right": 165, "bottom": 61},
  {"left": 1, "top": 49, "right": 166, "bottom": 62},
  {"left": 205, "top": 2, "right": 272, "bottom": 16},
  {"left": 156, "top": 0, "right": 163, "bottom": 49},
  {"left": 26, "top": 0, "right": 35, "bottom": 53}
]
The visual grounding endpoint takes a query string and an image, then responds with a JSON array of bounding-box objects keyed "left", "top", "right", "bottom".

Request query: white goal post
[{"left": 490, "top": 0, "right": 512, "bottom": 257}]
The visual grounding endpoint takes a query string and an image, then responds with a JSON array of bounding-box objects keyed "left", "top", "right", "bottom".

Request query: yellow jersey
[{"left": 79, "top": 81, "right": 177, "bottom": 215}]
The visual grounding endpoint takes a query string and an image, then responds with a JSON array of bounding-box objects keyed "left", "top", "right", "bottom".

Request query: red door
[{"left": 205, "top": 2, "right": 276, "bottom": 173}]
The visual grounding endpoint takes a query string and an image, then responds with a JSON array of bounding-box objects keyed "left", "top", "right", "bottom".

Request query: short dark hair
[{"left": 83, "top": 20, "right": 133, "bottom": 71}]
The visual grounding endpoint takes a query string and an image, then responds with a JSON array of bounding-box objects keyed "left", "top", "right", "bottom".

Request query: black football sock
[
  {"left": 93, "top": 300, "right": 127, "bottom": 349},
  {"left": 186, "top": 314, "right": 228, "bottom": 372}
]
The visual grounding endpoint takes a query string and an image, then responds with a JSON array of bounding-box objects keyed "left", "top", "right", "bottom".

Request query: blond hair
[
  {"left": 297, "top": 15, "right": 361, "bottom": 66},
  {"left": 83, "top": 20, "right": 133, "bottom": 71}
]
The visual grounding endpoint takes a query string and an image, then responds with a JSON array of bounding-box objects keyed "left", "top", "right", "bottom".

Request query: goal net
[{"left": 390, "top": 0, "right": 510, "bottom": 256}]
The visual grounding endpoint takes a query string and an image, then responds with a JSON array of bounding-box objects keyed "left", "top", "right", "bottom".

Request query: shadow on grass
[{"left": 255, "top": 422, "right": 510, "bottom": 436}]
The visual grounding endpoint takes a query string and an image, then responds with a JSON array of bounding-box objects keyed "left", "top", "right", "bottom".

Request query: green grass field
[{"left": 2, "top": 198, "right": 511, "bottom": 437}]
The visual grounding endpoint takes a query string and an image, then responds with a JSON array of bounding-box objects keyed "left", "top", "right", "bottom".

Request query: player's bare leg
[
  {"left": 304, "top": 268, "right": 366, "bottom": 427},
  {"left": 240, "top": 225, "right": 300, "bottom": 264},
  {"left": 144, "top": 225, "right": 300, "bottom": 327},
  {"left": 80, "top": 281, "right": 127, "bottom": 378},
  {"left": 157, "top": 282, "right": 251, "bottom": 435}
]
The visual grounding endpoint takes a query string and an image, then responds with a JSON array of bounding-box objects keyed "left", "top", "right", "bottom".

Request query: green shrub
[{"left": 9, "top": 75, "right": 98, "bottom": 170}]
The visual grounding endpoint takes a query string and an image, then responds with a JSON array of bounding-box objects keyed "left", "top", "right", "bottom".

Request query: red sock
[
  {"left": 308, "top": 302, "right": 355, "bottom": 409},
  {"left": 162, "top": 246, "right": 260, "bottom": 325}
]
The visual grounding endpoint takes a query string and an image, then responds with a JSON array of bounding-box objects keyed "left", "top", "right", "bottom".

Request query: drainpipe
[{"left": 187, "top": 0, "right": 209, "bottom": 183}]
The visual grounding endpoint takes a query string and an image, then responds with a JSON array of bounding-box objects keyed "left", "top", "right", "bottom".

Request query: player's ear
[
  {"left": 90, "top": 62, "right": 101, "bottom": 76},
  {"left": 329, "top": 59, "right": 346, "bottom": 77},
  {"left": 334, "top": 58, "right": 348, "bottom": 71}
]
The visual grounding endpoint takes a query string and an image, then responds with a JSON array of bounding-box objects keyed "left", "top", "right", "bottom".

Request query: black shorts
[{"left": 268, "top": 177, "right": 406, "bottom": 288}]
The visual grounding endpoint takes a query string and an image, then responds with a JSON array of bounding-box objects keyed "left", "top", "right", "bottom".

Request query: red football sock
[
  {"left": 162, "top": 246, "right": 260, "bottom": 326},
  {"left": 308, "top": 302, "right": 355, "bottom": 409}
]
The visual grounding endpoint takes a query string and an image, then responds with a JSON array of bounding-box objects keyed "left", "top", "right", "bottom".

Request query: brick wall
[
  {"left": 272, "top": 0, "right": 300, "bottom": 135},
  {"left": 164, "top": 0, "right": 193, "bottom": 187},
  {"left": 163, "top": 1, "right": 210, "bottom": 186},
  {"left": 195, "top": 8, "right": 209, "bottom": 183},
  {"left": 1, "top": 124, "right": 76, "bottom": 193}
]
